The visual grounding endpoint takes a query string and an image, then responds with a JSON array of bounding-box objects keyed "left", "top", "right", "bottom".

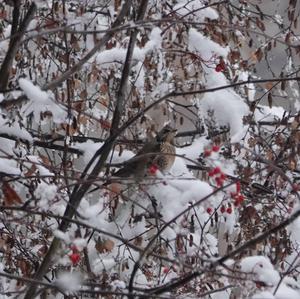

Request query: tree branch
[{"left": 0, "top": 2, "right": 36, "bottom": 91}]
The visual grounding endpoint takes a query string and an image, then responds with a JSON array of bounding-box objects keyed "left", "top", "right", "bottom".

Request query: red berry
[
  {"left": 226, "top": 207, "right": 232, "bottom": 214},
  {"left": 233, "top": 200, "right": 240, "bottom": 207},
  {"left": 212, "top": 145, "right": 220, "bottom": 152},
  {"left": 69, "top": 253, "right": 80, "bottom": 265},
  {"left": 237, "top": 194, "right": 244, "bottom": 203},
  {"left": 213, "top": 166, "right": 221, "bottom": 175},
  {"left": 204, "top": 149, "right": 212, "bottom": 157},
  {"left": 206, "top": 207, "right": 213, "bottom": 214},
  {"left": 230, "top": 192, "right": 237, "bottom": 198},
  {"left": 220, "top": 173, "right": 227, "bottom": 180},
  {"left": 220, "top": 205, "right": 226, "bottom": 213},
  {"left": 149, "top": 164, "right": 158, "bottom": 175},
  {"left": 215, "top": 64, "right": 223, "bottom": 72},
  {"left": 163, "top": 267, "right": 169, "bottom": 274},
  {"left": 292, "top": 184, "right": 300, "bottom": 192},
  {"left": 215, "top": 60, "right": 226, "bottom": 72},
  {"left": 215, "top": 177, "right": 223, "bottom": 187},
  {"left": 208, "top": 170, "right": 215, "bottom": 177}
]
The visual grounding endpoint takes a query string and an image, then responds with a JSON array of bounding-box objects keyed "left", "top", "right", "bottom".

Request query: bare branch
[{"left": 0, "top": 2, "right": 36, "bottom": 91}]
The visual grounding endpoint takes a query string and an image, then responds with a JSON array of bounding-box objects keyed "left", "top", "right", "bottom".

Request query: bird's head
[{"left": 157, "top": 125, "right": 177, "bottom": 144}]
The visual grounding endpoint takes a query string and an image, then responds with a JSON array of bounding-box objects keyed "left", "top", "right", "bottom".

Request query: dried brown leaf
[
  {"left": 254, "top": 48, "right": 263, "bottom": 62},
  {"left": 3, "top": 182, "right": 22, "bottom": 206},
  {"left": 95, "top": 239, "right": 115, "bottom": 253},
  {"left": 267, "top": 93, "right": 273, "bottom": 108}
]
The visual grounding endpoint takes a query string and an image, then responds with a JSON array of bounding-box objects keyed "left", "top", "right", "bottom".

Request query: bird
[{"left": 112, "top": 124, "right": 177, "bottom": 180}]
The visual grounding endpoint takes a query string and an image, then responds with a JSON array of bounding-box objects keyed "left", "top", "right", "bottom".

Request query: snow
[
  {"left": 0, "top": 117, "right": 33, "bottom": 142},
  {"left": 288, "top": 208, "right": 300, "bottom": 245},
  {"left": 93, "top": 257, "right": 116, "bottom": 272},
  {"left": 274, "top": 285, "right": 300, "bottom": 299},
  {"left": 95, "top": 27, "right": 162, "bottom": 66},
  {"left": 187, "top": 28, "right": 249, "bottom": 141},
  {"left": 76, "top": 140, "right": 136, "bottom": 167},
  {"left": 198, "top": 66, "right": 249, "bottom": 141},
  {"left": 0, "top": 25, "right": 11, "bottom": 55},
  {"left": 25, "top": 155, "right": 54, "bottom": 177},
  {"left": 19, "top": 78, "right": 67, "bottom": 123},
  {"left": 111, "top": 279, "right": 126, "bottom": 290},
  {"left": 75, "top": 140, "right": 104, "bottom": 163},
  {"left": 254, "top": 105, "right": 286, "bottom": 122},
  {"left": 240, "top": 256, "right": 280, "bottom": 285},
  {"left": 0, "top": 158, "right": 20, "bottom": 175},
  {"left": 174, "top": 0, "right": 219, "bottom": 21},
  {"left": 79, "top": 199, "right": 103, "bottom": 219},
  {"left": 19, "top": 78, "right": 49, "bottom": 103},
  {"left": 34, "top": 181, "right": 57, "bottom": 209},
  {"left": 252, "top": 291, "right": 275, "bottom": 299},
  {"left": 54, "top": 230, "right": 71, "bottom": 244},
  {"left": 56, "top": 271, "right": 82, "bottom": 292},
  {"left": 188, "top": 28, "right": 229, "bottom": 61},
  {"left": 176, "top": 137, "right": 210, "bottom": 161},
  {"left": 73, "top": 238, "right": 87, "bottom": 250}
]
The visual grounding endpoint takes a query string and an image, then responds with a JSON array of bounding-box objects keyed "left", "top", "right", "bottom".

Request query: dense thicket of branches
[{"left": 0, "top": 0, "right": 300, "bottom": 298}]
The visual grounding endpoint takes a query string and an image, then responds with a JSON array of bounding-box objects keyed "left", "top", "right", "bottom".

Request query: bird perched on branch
[{"left": 112, "top": 125, "right": 177, "bottom": 179}]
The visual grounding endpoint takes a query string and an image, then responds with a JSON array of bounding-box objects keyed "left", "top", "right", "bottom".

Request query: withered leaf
[
  {"left": 256, "top": 17, "right": 266, "bottom": 31},
  {"left": 95, "top": 239, "right": 115, "bottom": 253},
  {"left": 39, "top": 154, "right": 50, "bottom": 166},
  {"left": 100, "top": 119, "right": 111, "bottom": 130},
  {"left": 268, "top": 93, "right": 273, "bottom": 108},
  {"left": 265, "top": 82, "right": 274, "bottom": 90},
  {"left": 24, "top": 164, "right": 37, "bottom": 177},
  {"left": 285, "top": 32, "right": 291, "bottom": 44},
  {"left": 100, "top": 84, "right": 108, "bottom": 93},
  {"left": 254, "top": 48, "right": 263, "bottom": 62},
  {"left": 3, "top": 182, "right": 22, "bottom": 206}
]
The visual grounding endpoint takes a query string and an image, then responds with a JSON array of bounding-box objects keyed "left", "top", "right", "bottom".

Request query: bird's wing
[{"left": 113, "top": 140, "right": 161, "bottom": 177}]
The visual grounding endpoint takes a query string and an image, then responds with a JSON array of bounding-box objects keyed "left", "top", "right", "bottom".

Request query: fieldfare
[{"left": 112, "top": 125, "right": 177, "bottom": 179}]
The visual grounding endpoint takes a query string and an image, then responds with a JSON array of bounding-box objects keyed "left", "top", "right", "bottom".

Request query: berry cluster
[
  {"left": 220, "top": 205, "right": 232, "bottom": 214},
  {"left": 230, "top": 181, "right": 244, "bottom": 207},
  {"left": 206, "top": 178, "right": 245, "bottom": 216},
  {"left": 208, "top": 166, "right": 226, "bottom": 187},
  {"left": 204, "top": 145, "right": 220, "bottom": 157}
]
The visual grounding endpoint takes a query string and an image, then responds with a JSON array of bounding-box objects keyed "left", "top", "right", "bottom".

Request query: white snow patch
[
  {"left": 95, "top": 27, "right": 162, "bottom": 66},
  {"left": 73, "top": 238, "right": 87, "bottom": 250},
  {"left": 252, "top": 291, "right": 275, "bottom": 299},
  {"left": 0, "top": 124, "right": 33, "bottom": 142},
  {"left": 56, "top": 271, "right": 82, "bottom": 292},
  {"left": 93, "top": 258, "right": 116, "bottom": 273},
  {"left": 197, "top": 67, "right": 249, "bottom": 140},
  {"left": 188, "top": 28, "right": 229, "bottom": 61},
  {"left": 174, "top": 0, "right": 219, "bottom": 21},
  {"left": 35, "top": 182, "right": 57, "bottom": 209},
  {"left": 0, "top": 158, "right": 20, "bottom": 175},
  {"left": 240, "top": 256, "right": 280, "bottom": 286},
  {"left": 254, "top": 105, "right": 286, "bottom": 122},
  {"left": 54, "top": 230, "right": 71, "bottom": 244},
  {"left": 19, "top": 78, "right": 67, "bottom": 123}
]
